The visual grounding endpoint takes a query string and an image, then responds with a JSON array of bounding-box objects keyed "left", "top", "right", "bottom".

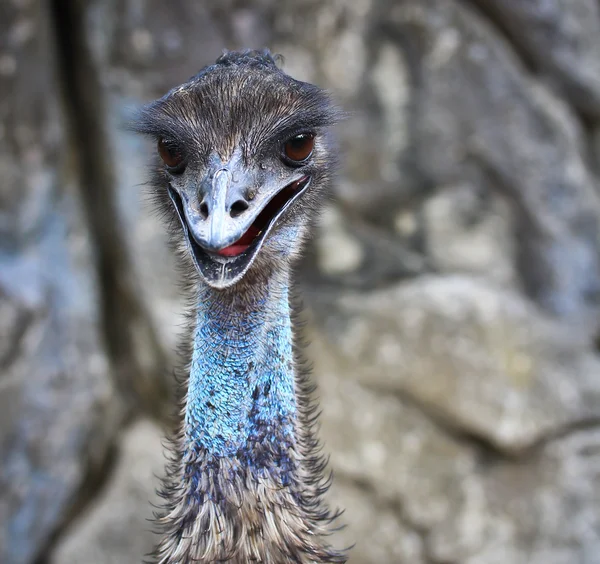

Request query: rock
[
  {"left": 9, "top": 0, "right": 600, "bottom": 562},
  {"left": 388, "top": 0, "right": 600, "bottom": 326},
  {"left": 311, "top": 276, "right": 600, "bottom": 453},
  {"left": 0, "top": 3, "right": 118, "bottom": 563},
  {"left": 51, "top": 419, "right": 429, "bottom": 564},
  {"left": 381, "top": 0, "right": 600, "bottom": 326},
  {"left": 310, "top": 297, "right": 600, "bottom": 563},
  {"left": 329, "top": 478, "right": 427, "bottom": 564},
  {"left": 313, "top": 334, "right": 476, "bottom": 530},
  {"left": 429, "top": 427, "right": 600, "bottom": 563},
  {"left": 54, "top": 0, "right": 173, "bottom": 420},
  {"left": 78, "top": 0, "right": 600, "bottom": 327},
  {"left": 423, "top": 183, "right": 517, "bottom": 287},
  {"left": 477, "top": 0, "right": 600, "bottom": 118},
  {"left": 51, "top": 420, "right": 164, "bottom": 564}
]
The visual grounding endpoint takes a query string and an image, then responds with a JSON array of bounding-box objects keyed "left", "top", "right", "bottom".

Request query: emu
[{"left": 132, "top": 50, "right": 346, "bottom": 563}]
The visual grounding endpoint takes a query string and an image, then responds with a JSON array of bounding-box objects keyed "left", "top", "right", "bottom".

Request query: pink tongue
[{"left": 217, "top": 225, "right": 261, "bottom": 257}]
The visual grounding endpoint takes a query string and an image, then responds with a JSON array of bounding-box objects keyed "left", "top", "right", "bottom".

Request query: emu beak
[
  {"left": 168, "top": 155, "right": 310, "bottom": 289},
  {"left": 180, "top": 166, "right": 251, "bottom": 254}
]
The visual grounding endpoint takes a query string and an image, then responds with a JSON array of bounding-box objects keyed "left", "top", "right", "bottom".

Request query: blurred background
[{"left": 2, "top": 0, "right": 600, "bottom": 563}]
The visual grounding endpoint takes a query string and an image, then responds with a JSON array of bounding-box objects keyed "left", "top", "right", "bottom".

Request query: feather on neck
[
  {"left": 154, "top": 267, "right": 345, "bottom": 563},
  {"left": 186, "top": 271, "right": 295, "bottom": 466}
]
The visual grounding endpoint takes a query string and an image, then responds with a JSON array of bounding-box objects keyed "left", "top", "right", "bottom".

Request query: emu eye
[
  {"left": 283, "top": 133, "right": 315, "bottom": 164},
  {"left": 157, "top": 138, "right": 184, "bottom": 171}
]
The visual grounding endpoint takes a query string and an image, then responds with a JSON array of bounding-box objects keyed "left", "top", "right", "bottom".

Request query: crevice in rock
[
  {"left": 334, "top": 471, "right": 463, "bottom": 564},
  {"left": 32, "top": 437, "right": 122, "bottom": 564},
  {"left": 35, "top": 0, "right": 175, "bottom": 560},
  {"left": 0, "top": 295, "right": 34, "bottom": 374},
  {"left": 465, "top": 148, "right": 575, "bottom": 320},
  {"left": 456, "top": 0, "right": 537, "bottom": 76},
  {"left": 459, "top": 0, "right": 597, "bottom": 131},
  {"left": 375, "top": 13, "right": 443, "bottom": 206},
  {"left": 520, "top": 414, "right": 600, "bottom": 454},
  {"left": 363, "top": 381, "right": 509, "bottom": 462},
  {"left": 368, "top": 379, "right": 600, "bottom": 465},
  {"left": 48, "top": 0, "right": 172, "bottom": 423}
]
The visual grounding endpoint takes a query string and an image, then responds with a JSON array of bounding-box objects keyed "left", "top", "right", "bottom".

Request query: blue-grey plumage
[{"left": 131, "top": 50, "right": 346, "bottom": 563}]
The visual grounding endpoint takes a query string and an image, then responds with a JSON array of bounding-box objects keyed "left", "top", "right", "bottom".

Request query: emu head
[{"left": 133, "top": 50, "right": 340, "bottom": 289}]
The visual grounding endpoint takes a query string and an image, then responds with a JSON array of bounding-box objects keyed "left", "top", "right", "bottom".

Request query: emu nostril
[
  {"left": 230, "top": 199, "right": 249, "bottom": 218},
  {"left": 199, "top": 201, "right": 209, "bottom": 219}
]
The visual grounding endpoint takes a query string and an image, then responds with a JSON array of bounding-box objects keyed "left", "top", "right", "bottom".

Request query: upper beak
[{"left": 175, "top": 162, "right": 255, "bottom": 254}]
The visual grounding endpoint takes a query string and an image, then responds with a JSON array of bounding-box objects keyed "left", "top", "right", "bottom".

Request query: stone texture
[
  {"left": 311, "top": 276, "right": 600, "bottom": 453},
  {"left": 477, "top": 0, "right": 600, "bottom": 118},
  {"left": 311, "top": 310, "right": 600, "bottom": 563},
  {"left": 388, "top": 0, "right": 600, "bottom": 326},
  {"left": 51, "top": 420, "right": 163, "bottom": 564},
  {"left": 50, "top": 417, "right": 428, "bottom": 564},
  {"left": 54, "top": 0, "right": 172, "bottom": 420},
  {"left": 429, "top": 427, "right": 600, "bottom": 564},
  {"left": 328, "top": 478, "right": 427, "bottom": 564},
  {"left": 1, "top": 0, "right": 599, "bottom": 562},
  {"left": 85, "top": 0, "right": 600, "bottom": 334},
  {"left": 0, "top": 2, "right": 118, "bottom": 563},
  {"left": 51, "top": 325, "right": 600, "bottom": 564}
]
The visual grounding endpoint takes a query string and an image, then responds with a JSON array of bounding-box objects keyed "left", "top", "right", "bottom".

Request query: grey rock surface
[
  {"left": 311, "top": 276, "right": 600, "bottom": 453},
  {"left": 2, "top": 0, "right": 600, "bottom": 562},
  {"left": 0, "top": 2, "right": 118, "bottom": 563},
  {"left": 477, "top": 0, "right": 600, "bottom": 118},
  {"left": 309, "top": 282, "right": 600, "bottom": 562},
  {"left": 396, "top": 0, "right": 600, "bottom": 326},
  {"left": 51, "top": 420, "right": 163, "bottom": 564}
]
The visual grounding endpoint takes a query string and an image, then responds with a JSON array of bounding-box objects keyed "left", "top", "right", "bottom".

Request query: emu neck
[
  {"left": 157, "top": 269, "right": 345, "bottom": 563},
  {"left": 186, "top": 271, "right": 296, "bottom": 472}
]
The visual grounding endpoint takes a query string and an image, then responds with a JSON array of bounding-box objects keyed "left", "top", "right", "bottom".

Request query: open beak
[{"left": 168, "top": 159, "right": 310, "bottom": 288}]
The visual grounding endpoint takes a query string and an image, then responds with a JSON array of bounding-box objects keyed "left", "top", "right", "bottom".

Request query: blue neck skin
[{"left": 185, "top": 271, "right": 296, "bottom": 468}]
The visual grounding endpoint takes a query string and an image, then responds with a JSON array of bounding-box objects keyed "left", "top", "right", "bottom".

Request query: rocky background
[{"left": 2, "top": 0, "right": 600, "bottom": 563}]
